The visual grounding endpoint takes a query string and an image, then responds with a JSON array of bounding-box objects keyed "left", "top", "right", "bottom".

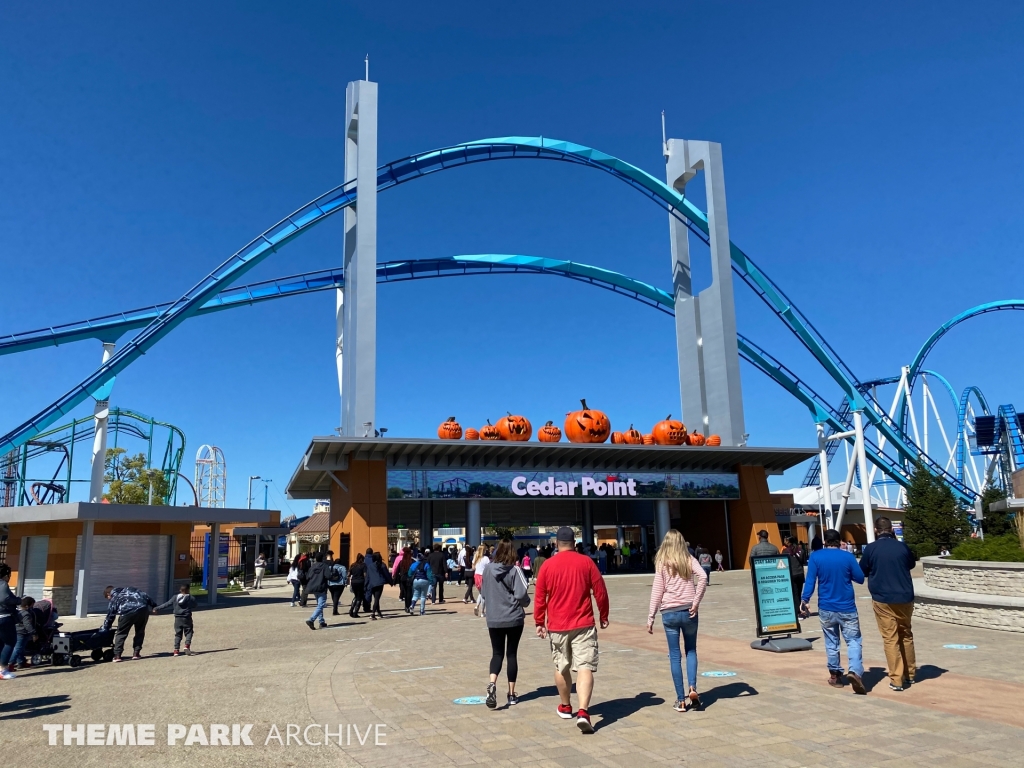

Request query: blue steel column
[
  {"left": 665, "top": 140, "right": 745, "bottom": 445},
  {"left": 339, "top": 78, "right": 378, "bottom": 436}
]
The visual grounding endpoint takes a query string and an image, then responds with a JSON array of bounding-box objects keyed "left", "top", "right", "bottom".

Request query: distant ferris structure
[{"left": 195, "top": 445, "right": 227, "bottom": 508}]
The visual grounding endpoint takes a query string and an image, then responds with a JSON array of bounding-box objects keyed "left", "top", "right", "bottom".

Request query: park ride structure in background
[{"left": 1, "top": 74, "right": 1021, "bottom": 530}]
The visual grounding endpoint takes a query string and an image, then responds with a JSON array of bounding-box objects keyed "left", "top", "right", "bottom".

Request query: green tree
[
  {"left": 488, "top": 525, "right": 524, "bottom": 541},
  {"left": 103, "top": 447, "right": 168, "bottom": 505},
  {"left": 902, "top": 461, "right": 970, "bottom": 557},
  {"left": 979, "top": 486, "right": 1013, "bottom": 536}
]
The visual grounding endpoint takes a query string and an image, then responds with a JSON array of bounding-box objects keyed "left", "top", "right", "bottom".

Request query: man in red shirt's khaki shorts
[{"left": 535, "top": 527, "right": 611, "bottom": 733}]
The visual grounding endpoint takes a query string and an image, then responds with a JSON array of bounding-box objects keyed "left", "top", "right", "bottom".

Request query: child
[
  {"left": 155, "top": 584, "right": 197, "bottom": 656},
  {"left": 13, "top": 596, "right": 36, "bottom": 669}
]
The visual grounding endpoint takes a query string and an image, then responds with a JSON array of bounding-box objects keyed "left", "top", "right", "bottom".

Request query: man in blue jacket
[
  {"left": 858, "top": 517, "right": 917, "bottom": 691},
  {"left": 800, "top": 529, "right": 866, "bottom": 694}
]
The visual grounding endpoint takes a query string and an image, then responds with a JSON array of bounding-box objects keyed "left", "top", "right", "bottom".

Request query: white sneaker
[{"left": 1, "top": 670, "right": 17, "bottom": 680}]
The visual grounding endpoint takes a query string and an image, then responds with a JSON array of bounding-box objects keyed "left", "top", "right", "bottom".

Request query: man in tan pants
[{"left": 858, "top": 517, "right": 918, "bottom": 691}]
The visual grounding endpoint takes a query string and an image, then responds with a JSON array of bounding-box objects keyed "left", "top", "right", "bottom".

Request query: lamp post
[
  {"left": 263, "top": 479, "right": 272, "bottom": 510},
  {"left": 247, "top": 475, "right": 261, "bottom": 509}
]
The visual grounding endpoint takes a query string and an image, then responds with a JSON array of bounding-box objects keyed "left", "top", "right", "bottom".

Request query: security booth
[
  {"left": 0, "top": 502, "right": 277, "bottom": 616},
  {"left": 286, "top": 437, "right": 816, "bottom": 569}
]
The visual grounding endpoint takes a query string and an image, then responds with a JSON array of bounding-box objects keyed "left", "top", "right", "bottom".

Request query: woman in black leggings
[
  {"left": 479, "top": 539, "right": 531, "bottom": 709},
  {"left": 462, "top": 546, "right": 476, "bottom": 603}
]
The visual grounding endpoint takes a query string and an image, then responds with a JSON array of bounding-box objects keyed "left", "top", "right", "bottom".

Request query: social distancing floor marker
[
  {"left": 453, "top": 696, "right": 487, "bottom": 705},
  {"left": 943, "top": 644, "right": 977, "bottom": 650},
  {"left": 701, "top": 671, "right": 737, "bottom": 678},
  {"left": 336, "top": 636, "right": 375, "bottom": 642}
]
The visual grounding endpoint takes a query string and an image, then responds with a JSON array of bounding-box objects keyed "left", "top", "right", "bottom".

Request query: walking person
[
  {"left": 392, "top": 547, "right": 411, "bottom": 605},
  {"left": 327, "top": 557, "right": 348, "bottom": 616},
  {"left": 481, "top": 539, "right": 531, "bottom": 708},
  {"left": 473, "top": 544, "right": 491, "bottom": 618},
  {"left": 858, "top": 516, "right": 918, "bottom": 691},
  {"left": 254, "top": 553, "right": 267, "bottom": 589},
  {"left": 697, "top": 547, "right": 713, "bottom": 586},
  {"left": 304, "top": 552, "right": 329, "bottom": 631},
  {"left": 750, "top": 529, "right": 780, "bottom": 557},
  {"left": 427, "top": 544, "right": 448, "bottom": 604},
  {"left": 287, "top": 561, "right": 302, "bottom": 607},
  {"left": 800, "top": 529, "right": 867, "bottom": 694},
  {"left": 0, "top": 564, "right": 20, "bottom": 679},
  {"left": 408, "top": 553, "right": 432, "bottom": 616},
  {"left": 366, "top": 552, "right": 390, "bottom": 620},
  {"left": 714, "top": 549, "right": 725, "bottom": 572},
  {"left": 347, "top": 553, "right": 367, "bottom": 618},
  {"left": 647, "top": 530, "right": 707, "bottom": 712},
  {"left": 782, "top": 537, "right": 805, "bottom": 609},
  {"left": 535, "top": 526, "right": 610, "bottom": 734},
  {"left": 155, "top": 584, "right": 198, "bottom": 656},
  {"left": 101, "top": 585, "right": 157, "bottom": 662},
  {"left": 297, "top": 552, "right": 312, "bottom": 607},
  {"left": 462, "top": 546, "right": 476, "bottom": 603}
]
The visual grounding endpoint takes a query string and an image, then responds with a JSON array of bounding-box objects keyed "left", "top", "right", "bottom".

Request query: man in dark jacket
[
  {"left": 750, "top": 529, "right": 780, "bottom": 558},
  {"left": 858, "top": 517, "right": 918, "bottom": 691},
  {"left": 102, "top": 585, "right": 157, "bottom": 662},
  {"left": 427, "top": 543, "right": 448, "bottom": 604},
  {"left": 304, "top": 552, "right": 329, "bottom": 630}
]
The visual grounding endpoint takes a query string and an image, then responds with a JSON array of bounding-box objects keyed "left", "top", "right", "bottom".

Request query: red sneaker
[
  {"left": 556, "top": 704, "right": 574, "bottom": 720},
  {"left": 173, "top": 650, "right": 180, "bottom": 657},
  {"left": 576, "top": 709, "right": 594, "bottom": 734}
]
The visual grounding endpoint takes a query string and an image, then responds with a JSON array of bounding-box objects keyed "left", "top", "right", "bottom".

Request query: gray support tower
[
  {"left": 337, "top": 78, "right": 378, "bottom": 436},
  {"left": 665, "top": 139, "right": 745, "bottom": 446}
]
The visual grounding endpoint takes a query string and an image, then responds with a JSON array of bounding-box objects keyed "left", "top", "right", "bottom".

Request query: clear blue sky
[{"left": 2, "top": 1, "right": 1022, "bottom": 513}]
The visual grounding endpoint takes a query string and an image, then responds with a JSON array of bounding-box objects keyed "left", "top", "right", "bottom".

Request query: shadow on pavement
[
  {"left": 700, "top": 681, "right": 758, "bottom": 708},
  {"left": 862, "top": 664, "right": 947, "bottom": 692},
  {"left": 0, "top": 695, "right": 71, "bottom": 720},
  {"left": 515, "top": 685, "right": 565, "bottom": 703},
  {"left": 591, "top": 691, "right": 664, "bottom": 730}
]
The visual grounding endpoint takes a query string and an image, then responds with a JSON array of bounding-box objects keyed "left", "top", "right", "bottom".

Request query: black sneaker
[
  {"left": 485, "top": 682, "right": 497, "bottom": 709},
  {"left": 508, "top": 692, "right": 519, "bottom": 706},
  {"left": 889, "top": 682, "right": 905, "bottom": 692},
  {"left": 305, "top": 620, "right": 316, "bottom": 630}
]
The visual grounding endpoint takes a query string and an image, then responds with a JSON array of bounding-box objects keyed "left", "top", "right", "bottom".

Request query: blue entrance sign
[
  {"left": 201, "top": 533, "right": 229, "bottom": 590},
  {"left": 750, "top": 555, "right": 801, "bottom": 636}
]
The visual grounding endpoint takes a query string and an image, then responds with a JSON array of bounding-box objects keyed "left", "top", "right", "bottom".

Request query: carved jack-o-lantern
[
  {"left": 642, "top": 433, "right": 655, "bottom": 445},
  {"left": 652, "top": 415, "right": 687, "bottom": 446},
  {"left": 623, "top": 424, "right": 644, "bottom": 444},
  {"left": 464, "top": 428, "right": 480, "bottom": 440},
  {"left": 496, "top": 412, "right": 532, "bottom": 441},
  {"left": 437, "top": 416, "right": 463, "bottom": 440},
  {"left": 538, "top": 421, "right": 562, "bottom": 442},
  {"left": 610, "top": 431, "right": 626, "bottom": 444},
  {"left": 706, "top": 434, "right": 722, "bottom": 447},
  {"left": 564, "top": 399, "right": 611, "bottom": 443},
  {"left": 479, "top": 420, "right": 502, "bottom": 440},
  {"left": 687, "top": 432, "right": 706, "bottom": 446}
]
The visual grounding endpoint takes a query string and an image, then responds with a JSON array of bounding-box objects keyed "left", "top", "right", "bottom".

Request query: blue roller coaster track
[{"left": 2, "top": 136, "right": 1017, "bottom": 503}]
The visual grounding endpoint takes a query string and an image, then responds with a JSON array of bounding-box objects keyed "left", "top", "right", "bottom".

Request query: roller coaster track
[{"left": 0, "top": 137, "right": 976, "bottom": 500}]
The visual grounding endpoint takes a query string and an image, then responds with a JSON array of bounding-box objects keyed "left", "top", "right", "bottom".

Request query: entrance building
[{"left": 286, "top": 437, "right": 815, "bottom": 569}]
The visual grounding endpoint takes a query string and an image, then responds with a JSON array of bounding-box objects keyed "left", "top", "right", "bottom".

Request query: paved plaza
[{"left": 3, "top": 568, "right": 1024, "bottom": 767}]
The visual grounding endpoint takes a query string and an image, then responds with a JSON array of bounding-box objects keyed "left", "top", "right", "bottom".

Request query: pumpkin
[
  {"left": 437, "top": 416, "right": 463, "bottom": 440},
  {"left": 479, "top": 420, "right": 502, "bottom": 441},
  {"left": 564, "top": 399, "right": 611, "bottom": 443},
  {"left": 464, "top": 428, "right": 480, "bottom": 440},
  {"left": 642, "top": 434, "right": 655, "bottom": 445},
  {"left": 652, "top": 415, "right": 687, "bottom": 445},
  {"left": 623, "top": 424, "right": 644, "bottom": 445},
  {"left": 687, "top": 432, "right": 706, "bottom": 446},
  {"left": 538, "top": 421, "right": 562, "bottom": 442},
  {"left": 706, "top": 434, "right": 722, "bottom": 446},
  {"left": 496, "top": 412, "right": 532, "bottom": 441},
  {"left": 610, "top": 431, "right": 626, "bottom": 444}
]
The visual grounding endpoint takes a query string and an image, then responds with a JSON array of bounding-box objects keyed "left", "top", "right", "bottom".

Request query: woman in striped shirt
[{"left": 647, "top": 529, "right": 708, "bottom": 712}]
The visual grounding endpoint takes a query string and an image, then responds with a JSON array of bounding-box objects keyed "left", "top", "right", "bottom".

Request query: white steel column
[
  {"left": 466, "top": 499, "right": 481, "bottom": 547},
  {"left": 854, "top": 411, "right": 876, "bottom": 544},
  {"left": 339, "top": 76, "right": 378, "bottom": 436}
]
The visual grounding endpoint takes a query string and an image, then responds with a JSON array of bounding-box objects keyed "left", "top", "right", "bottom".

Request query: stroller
[
  {"left": 20, "top": 599, "right": 61, "bottom": 666},
  {"left": 27, "top": 600, "right": 115, "bottom": 667}
]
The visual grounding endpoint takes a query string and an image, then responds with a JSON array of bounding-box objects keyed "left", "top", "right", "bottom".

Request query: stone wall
[{"left": 922, "top": 556, "right": 1024, "bottom": 597}]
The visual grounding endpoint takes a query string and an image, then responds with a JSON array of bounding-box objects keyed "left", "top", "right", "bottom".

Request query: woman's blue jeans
[
  {"left": 0, "top": 616, "right": 16, "bottom": 668},
  {"left": 412, "top": 579, "right": 429, "bottom": 614},
  {"left": 662, "top": 608, "right": 699, "bottom": 700}
]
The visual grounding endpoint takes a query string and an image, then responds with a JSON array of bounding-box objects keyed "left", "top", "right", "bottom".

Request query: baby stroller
[{"left": 21, "top": 599, "right": 61, "bottom": 666}]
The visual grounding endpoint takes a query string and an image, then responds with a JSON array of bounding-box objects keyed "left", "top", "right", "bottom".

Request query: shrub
[
  {"left": 950, "top": 534, "right": 1024, "bottom": 563},
  {"left": 902, "top": 462, "right": 970, "bottom": 558}
]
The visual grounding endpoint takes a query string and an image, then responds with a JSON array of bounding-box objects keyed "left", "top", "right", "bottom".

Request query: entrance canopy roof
[
  {"left": 287, "top": 437, "right": 815, "bottom": 499},
  {"left": 0, "top": 502, "right": 277, "bottom": 525}
]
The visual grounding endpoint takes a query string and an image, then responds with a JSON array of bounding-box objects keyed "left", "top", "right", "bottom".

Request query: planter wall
[{"left": 915, "top": 556, "right": 1024, "bottom": 633}]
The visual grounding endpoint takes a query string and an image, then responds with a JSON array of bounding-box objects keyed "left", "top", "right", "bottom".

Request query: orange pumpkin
[
  {"left": 687, "top": 432, "right": 706, "bottom": 446},
  {"left": 464, "top": 428, "right": 480, "bottom": 440},
  {"left": 642, "top": 434, "right": 655, "bottom": 445},
  {"left": 623, "top": 424, "right": 644, "bottom": 444},
  {"left": 564, "top": 399, "right": 611, "bottom": 443},
  {"left": 538, "top": 421, "right": 562, "bottom": 442},
  {"left": 437, "top": 416, "right": 463, "bottom": 440},
  {"left": 706, "top": 434, "right": 722, "bottom": 446},
  {"left": 610, "top": 431, "right": 626, "bottom": 444},
  {"left": 479, "top": 420, "right": 501, "bottom": 440},
  {"left": 652, "top": 415, "right": 687, "bottom": 445},
  {"left": 496, "top": 412, "right": 532, "bottom": 441}
]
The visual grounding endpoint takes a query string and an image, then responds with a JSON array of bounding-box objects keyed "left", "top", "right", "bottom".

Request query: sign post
[{"left": 749, "top": 554, "right": 812, "bottom": 653}]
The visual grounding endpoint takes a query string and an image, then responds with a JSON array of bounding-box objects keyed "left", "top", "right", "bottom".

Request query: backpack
[
  {"left": 409, "top": 560, "right": 426, "bottom": 578},
  {"left": 331, "top": 563, "right": 347, "bottom": 583}
]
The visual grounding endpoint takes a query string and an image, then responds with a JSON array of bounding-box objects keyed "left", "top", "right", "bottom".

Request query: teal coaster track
[{"left": 1, "top": 137, "right": 1019, "bottom": 502}]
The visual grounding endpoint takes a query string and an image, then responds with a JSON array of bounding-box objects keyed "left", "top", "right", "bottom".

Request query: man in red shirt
[{"left": 535, "top": 526, "right": 610, "bottom": 733}]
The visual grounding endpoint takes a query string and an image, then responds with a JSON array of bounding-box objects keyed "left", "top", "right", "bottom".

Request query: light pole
[
  {"left": 263, "top": 479, "right": 272, "bottom": 510},
  {"left": 247, "top": 475, "right": 261, "bottom": 509}
]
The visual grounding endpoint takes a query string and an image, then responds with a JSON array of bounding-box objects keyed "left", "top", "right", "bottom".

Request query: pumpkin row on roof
[{"left": 437, "top": 403, "right": 721, "bottom": 446}]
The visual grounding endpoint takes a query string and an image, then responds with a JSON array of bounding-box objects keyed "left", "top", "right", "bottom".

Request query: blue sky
[{"left": 2, "top": 1, "right": 1022, "bottom": 513}]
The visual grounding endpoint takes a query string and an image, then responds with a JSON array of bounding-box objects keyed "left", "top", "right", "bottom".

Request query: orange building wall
[
  {"left": 330, "top": 458, "right": 389, "bottom": 566},
  {"left": 726, "top": 465, "right": 784, "bottom": 569}
]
